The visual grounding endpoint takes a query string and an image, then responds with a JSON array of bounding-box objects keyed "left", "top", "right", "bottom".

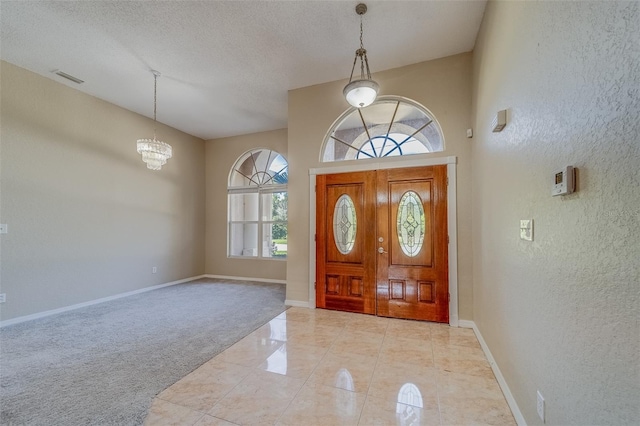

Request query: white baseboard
[
  {"left": 0, "top": 275, "right": 207, "bottom": 328},
  {"left": 284, "top": 299, "right": 309, "bottom": 308},
  {"left": 204, "top": 274, "right": 286, "bottom": 285},
  {"left": 462, "top": 320, "right": 527, "bottom": 426},
  {"left": 458, "top": 319, "right": 475, "bottom": 329}
]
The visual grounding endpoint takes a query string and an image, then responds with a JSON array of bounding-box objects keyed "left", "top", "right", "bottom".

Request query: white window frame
[{"left": 227, "top": 148, "right": 288, "bottom": 261}]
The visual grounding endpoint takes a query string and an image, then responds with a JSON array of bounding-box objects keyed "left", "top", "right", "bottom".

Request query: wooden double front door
[{"left": 316, "top": 166, "right": 448, "bottom": 322}]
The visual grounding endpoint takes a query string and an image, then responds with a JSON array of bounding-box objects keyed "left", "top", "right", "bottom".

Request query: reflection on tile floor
[{"left": 144, "top": 307, "right": 515, "bottom": 426}]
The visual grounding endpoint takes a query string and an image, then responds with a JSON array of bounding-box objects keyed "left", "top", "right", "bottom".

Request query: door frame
[{"left": 308, "top": 155, "right": 459, "bottom": 327}]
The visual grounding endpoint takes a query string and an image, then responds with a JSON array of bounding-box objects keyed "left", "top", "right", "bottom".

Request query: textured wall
[
  {"left": 0, "top": 62, "right": 206, "bottom": 321},
  {"left": 204, "top": 129, "right": 287, "bottom": 281},
  {"left": 287, "top": 54, "right": 474, "bottom": 318},
  {"left": 472, "top": 1, "right": 639, "bottom": 424}
]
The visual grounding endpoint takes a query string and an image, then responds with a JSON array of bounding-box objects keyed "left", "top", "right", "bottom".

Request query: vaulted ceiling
[{"left": 0, "top": 1, "right": 486, "bottom": 140}]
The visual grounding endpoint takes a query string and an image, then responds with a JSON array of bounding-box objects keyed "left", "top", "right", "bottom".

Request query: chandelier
[
  {"left": 343, "top": 3, "right": 379, "bottom": 108},
  {"left": 137, "top": 70, "right": 172, "bottom": 170}
]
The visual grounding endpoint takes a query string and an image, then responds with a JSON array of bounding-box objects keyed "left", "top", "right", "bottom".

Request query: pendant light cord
[{"left": 153, "top": 71, "right": 160, "bottom": 141}]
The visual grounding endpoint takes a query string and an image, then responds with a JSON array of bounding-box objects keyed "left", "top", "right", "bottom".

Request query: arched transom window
[
  {"left": 321, "top": 96, "right": 444, "bottom": 162},
  {"left": 228, "top": 149, "right": 288, "bottom": 259}
]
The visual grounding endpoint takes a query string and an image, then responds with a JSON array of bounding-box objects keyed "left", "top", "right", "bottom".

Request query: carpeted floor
[{"left": 0, "top": 278, "right": 286, "bottom": 426}]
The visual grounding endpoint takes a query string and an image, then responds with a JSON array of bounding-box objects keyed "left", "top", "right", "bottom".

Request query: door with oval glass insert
[
  {"left": 316, "top": 171, "right": 376, "bottom": 314},
  {"left": 376, "top": 166, "right": 448, "bottom": 322},
  {"left": 316, "top": 166, "right": 448, "bottom": 322}
]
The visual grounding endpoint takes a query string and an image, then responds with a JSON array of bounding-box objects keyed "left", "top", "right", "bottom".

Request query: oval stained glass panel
[
  {"left": 333, "top": 194, "right": 357, "bottom": 254},
  {"left": 397, "top": 191, "right": 425, "bottom": 257}
]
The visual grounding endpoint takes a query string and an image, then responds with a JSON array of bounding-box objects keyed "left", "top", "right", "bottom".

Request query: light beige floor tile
[
  {"left": 345, "top": 313, "right": 390, "bottom": 334},
  {"left": 358, "top": 394, "right": 440, "bottom": 426},
  {"left": 276, "top": 382, "right": 367, "bottom": 426},
  {"left": 439, "top": 395, "right": 516, "bottom": 425},
  {"left": 314, "top": 308, "right": 356, "bottom": 322},
  {"left": 379, "top": 334, "right": 434, "bottom": 368},
  {"left": 194, "top": 414, "right": 238, "bottom": 426},
  {"left": 257, "top": 341, "right": 328, "bottom": 379},
  {"left": 250, "top": 318, "right": 290, "bottom": 342},
  {"left": 432, "top": 341, "right": 486, "bottom": 360},
  {"left": 208, "top": 370, "right": 305, "bottom": 425},
  {"left": 285, "top": 323, "right": 344, "bottom": 347},
  {"left": 144, "top": 398, "right": 205, "bottom": 426},
  {"left": 157, "top": 361, "right": 249, "bottom": 412},
  {"left": 213, "top": 337, "right": 283, "bottom": 367},
  {"left": 386, "top": 318, "right": 432, "bottom": 340},
  {"left": 331, "top": 329, "right": 385, "bottom": 357},
  {"left": 434, "top": 354, "right": 495, "bottom": 379},
  {"left": 431, "top": 325, "right": 481, "bottom": 349},
  {"left": 307, "top": 351, "right": 378, "bottom": 393},
  {"left": 369, "top": 361, "right": 438, "bottom": 404},
  {"left": 437, "top": 370, "right": 505, "bottom": 400},
  {"left": 278, "top": 307, "right": 352, "bottom": 327},
  {"left": 275, "top": 307, "right": 314, "bottom": 322}
]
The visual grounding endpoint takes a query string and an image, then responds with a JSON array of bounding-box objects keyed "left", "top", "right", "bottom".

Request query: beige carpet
[{"left": 0, "top": 278, "right": 286, "bottom": 426}]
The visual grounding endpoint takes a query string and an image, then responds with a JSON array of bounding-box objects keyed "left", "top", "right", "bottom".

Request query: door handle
[{"left": 378, "top": 247, "right": 388, "bottom": 254}]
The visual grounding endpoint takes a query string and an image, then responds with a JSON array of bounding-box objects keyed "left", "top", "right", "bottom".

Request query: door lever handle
[{"left": 378, "top": 247, "right": 388, "bottom": 254}]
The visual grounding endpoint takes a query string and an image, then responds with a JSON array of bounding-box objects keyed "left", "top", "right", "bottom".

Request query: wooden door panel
[
  {"left": 316, "top": 172, "right": 376, "bottom": 314},
  {"left": 376, "top": 166, "right": 448, "bottom": 323}
]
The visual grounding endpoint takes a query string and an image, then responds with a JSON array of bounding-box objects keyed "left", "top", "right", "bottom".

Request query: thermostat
[{"left": 552, "top": 166, "right": 575, "bottom": 196}]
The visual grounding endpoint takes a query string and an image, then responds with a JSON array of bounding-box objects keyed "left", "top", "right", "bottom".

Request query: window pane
[
  {"left": 262, "top": 192, "right": 287, "bottom": 221},
  {"left": 229, "top": 193, "right": 259, "bottom": 221},
  {"left": 262, "top": 223, "right": 287, "bottom": 258},
  {"left": 229, "top": 223, "right": 258, "bottom": 257},
  {"left": 322, "top": 96, "right": 444, "bottom": 162},
  {"left": 229, "top": 149, "right": 289, "bottom": 187},
  {"left": 333, "top": 194, "right": 357, "bottom": 254},
  {"left": 397, "top": 191, "right": 425, "bottom": 257}
]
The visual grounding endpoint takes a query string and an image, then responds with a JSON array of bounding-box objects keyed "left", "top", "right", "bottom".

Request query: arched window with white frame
[
  {"left": 321, "top": 96, "right": 444, "bottom": 162},
  {"left": 228, "top": 149, "right": 288, "bottom": 259}
]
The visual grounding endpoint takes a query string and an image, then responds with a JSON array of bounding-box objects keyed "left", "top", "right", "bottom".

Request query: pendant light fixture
[
  {"left": 343, "top": 3, "right": 379, "bottom": 108},
  {"left": 137, "top": 70, "right": 172, "bottom": 170}
]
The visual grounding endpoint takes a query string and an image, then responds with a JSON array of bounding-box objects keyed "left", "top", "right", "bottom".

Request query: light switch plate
[
  {"left": 520, "top": 220, "right": 533, "bottom": 241},
  {"left": 0, "top": 224, "right": 7, "bottom": 234}
]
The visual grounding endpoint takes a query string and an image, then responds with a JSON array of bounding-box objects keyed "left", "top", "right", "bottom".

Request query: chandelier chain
[
  {"left": 359, "top": 16, "right": 365, "bottom": 79},
  {"left": 360, "top": 15, "right": 364, "bottom": 50}
]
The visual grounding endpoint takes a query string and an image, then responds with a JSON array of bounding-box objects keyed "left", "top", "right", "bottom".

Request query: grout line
[
  {"left": 270, "top": 308, "right": 348, "bottom": 424},
  {"left": 431, "top": 323, "right": 445, "bottom": 425}
]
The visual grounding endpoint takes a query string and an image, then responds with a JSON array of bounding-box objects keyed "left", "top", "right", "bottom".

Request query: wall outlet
[
  {"left": 152, "top": 266, "right": 157, "bottom": 274},
  {"left": 0, "top": 293, "right": 6, "bottom": 303},
  {"left": 537, "top": 390, "right": 545, "bottom": 422}
]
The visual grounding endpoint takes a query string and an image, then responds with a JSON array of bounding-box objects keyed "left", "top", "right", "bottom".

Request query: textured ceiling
[{"left": 0, "top": 0, "right": 486, "bottom": 140}]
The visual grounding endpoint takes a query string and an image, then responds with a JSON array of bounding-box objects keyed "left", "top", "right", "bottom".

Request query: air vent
[{"left": 52, "top": 70, "right": 84, "bottom": 84}]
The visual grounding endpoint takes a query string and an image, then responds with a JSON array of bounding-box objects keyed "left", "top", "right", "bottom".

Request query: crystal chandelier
[
  {"left": 137, "top": 70, "right": 172, "bottom": 170},
  {"left": 343, "top": 3, "right": 379, "bottom": 108}
]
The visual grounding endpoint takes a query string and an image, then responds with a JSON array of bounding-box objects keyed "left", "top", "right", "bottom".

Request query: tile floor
[{"left": 144, "top": 307, "right": 515, "bottom": 426}]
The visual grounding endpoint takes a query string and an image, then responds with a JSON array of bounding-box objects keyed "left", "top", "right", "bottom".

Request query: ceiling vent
[{"left": 52, "top": 70, "right": 84, "bottom": 84}]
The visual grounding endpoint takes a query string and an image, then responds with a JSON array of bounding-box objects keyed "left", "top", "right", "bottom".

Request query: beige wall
[
  {"left": 204, "top": 129, "right": 287, "bottom": 280},
  {"left": 287, "top": 53, "right": 474, "bottom": 318},
  {"left": 472, "top": 1, "right": 639, "bottom": 424},
  {"left": 0, "top": 61, "right": 206, "bottom": 321}
]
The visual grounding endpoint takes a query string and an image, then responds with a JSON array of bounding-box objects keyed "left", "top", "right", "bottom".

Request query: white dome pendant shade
[
  {"left": 137, "top": 70, "right": 172, "bottom": 170},
  {"left": 344, "top": 79, "right": 380, "bottom": 109},
  {"left": 343, "top": 3, "right": 379, "bottom": 108}
]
